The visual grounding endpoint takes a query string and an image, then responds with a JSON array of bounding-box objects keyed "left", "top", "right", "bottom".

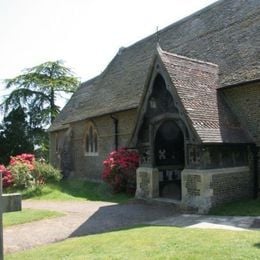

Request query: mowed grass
[
  {"left": 22, "top": 179, "right": 131, "bottom": 203},
  {"left": 3, "top": 208, "right": 64, "bottom": 227},
  {"left": 6, "top": 226, "right": 260, "bottom": 260},
  {"left": 209, "top": 198, "right": 260, "bottom": 216}
]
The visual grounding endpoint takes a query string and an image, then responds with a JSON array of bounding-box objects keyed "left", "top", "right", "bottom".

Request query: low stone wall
[
  {"left": 135, "top": 166, "right": 253, "bottom": 213},
  {"left": 182, "top": 166, "right": 253, "bottom": 213}
]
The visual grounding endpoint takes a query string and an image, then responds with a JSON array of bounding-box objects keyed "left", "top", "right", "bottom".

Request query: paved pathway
[
  {"left": 150, "top": 214, "right": 260, "bottom": 231},
  {"left": 4, "top": 199, "right": 178, "bottom": 253},
  {"left": 4, "top": 200, "right": 260, "bottom": 254}
]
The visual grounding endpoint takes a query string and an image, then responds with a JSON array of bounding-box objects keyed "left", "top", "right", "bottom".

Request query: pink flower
[
  {"left": 0, "top": 164, "right": 14, "bottom": 188},
  {"left": 10, "top": 153, "right": 35, "bottom": 170},
  {"left": 102, "top": 148, "right": 139, "bottom": 194}
]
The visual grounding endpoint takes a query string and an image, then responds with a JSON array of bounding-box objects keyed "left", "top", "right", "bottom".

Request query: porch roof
[{"left": 158, "top": 49, "right": 252, "bottom": 143}]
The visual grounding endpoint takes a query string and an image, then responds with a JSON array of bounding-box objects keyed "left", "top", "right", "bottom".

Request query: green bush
[
  {"left": 32, "top": 161, "right": 62, "bottom": 185},
  {"left": 4, "top": 153, "right": 62, "bottom": 190},
  {"left": 8, "top": 162, "right": 34, "bottom": 189}
]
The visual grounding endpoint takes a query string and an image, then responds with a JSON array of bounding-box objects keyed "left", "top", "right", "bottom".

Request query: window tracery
[{"left": 84, "top": 123, "right": 98, "bottom": 155}]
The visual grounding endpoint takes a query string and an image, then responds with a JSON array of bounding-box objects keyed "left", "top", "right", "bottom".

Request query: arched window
[{"left": 84, "top": 123, "right": 98, "bottom": 155}]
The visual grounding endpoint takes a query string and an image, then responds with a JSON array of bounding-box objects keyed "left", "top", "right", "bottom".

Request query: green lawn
[
  {"left": 15, "top": 180, "right": 260, "bottom": 217},
  {"left": 3, "top": 208, "right": 64, "bottom": 227},
  {"left": 21, "top": 179, "right": 131, "bottom": 203},
  {"left": 6, "top": 226, "right": 260, "bottom": 259},
  {"left": 209, "top": 198, "right": 260, "bottom": 216}
]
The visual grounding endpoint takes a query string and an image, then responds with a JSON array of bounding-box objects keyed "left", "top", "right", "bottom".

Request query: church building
[{"left": 49, "top": 0, "right": 260, "bottom": 212}]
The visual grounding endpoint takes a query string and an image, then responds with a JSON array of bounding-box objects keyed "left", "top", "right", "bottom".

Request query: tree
[
  {"left": 1, "top": 60, "right": 79, "bottom": 124},
  {"left": 0, "top": 107, "right": 34, "bottom": 164},
  {"left": 0, "top": 60, "right": 80, "bottom": 158}
]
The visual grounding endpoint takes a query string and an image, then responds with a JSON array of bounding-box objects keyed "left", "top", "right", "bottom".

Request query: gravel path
[
  {"left": 5, "top": 200, "right": 259, "bottom": 254},
  {"left": 4, "top": 199, "right": 178, "bottom": 254}
]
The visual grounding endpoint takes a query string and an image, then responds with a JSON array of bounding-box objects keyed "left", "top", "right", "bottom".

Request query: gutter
[
  {"left": 110, "top": 115, "right": 119, "bottom": 151},
  {"left": 220, "top": 78, "right": 260, "bottom": 90}
]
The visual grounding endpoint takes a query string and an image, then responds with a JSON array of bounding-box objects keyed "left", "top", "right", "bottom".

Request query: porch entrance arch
[{"left": 154, "top": 120, "right": 184, "bottom": 200}]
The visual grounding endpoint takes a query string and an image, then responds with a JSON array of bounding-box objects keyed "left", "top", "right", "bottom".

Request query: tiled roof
[
  {"left": 158, "top": 49, "right": 252, "bottom": 143},
  {"left": 50, "top": 0, "right": 260, "bottom": 132}
]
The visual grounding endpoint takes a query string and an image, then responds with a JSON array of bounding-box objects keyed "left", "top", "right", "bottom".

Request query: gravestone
[{"left": 0, "top": 173, "right": 22, "bottom": 260}]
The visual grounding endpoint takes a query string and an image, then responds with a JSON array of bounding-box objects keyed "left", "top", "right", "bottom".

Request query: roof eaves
[
  {"left": 48, "top": 124, "right": 70, "bottom": 132},
  {"left": 63, "top": 106, "right": 139, "bottom": 126},
  {"left": 218, "top": 78, "right": 260, "bottom": 89}
]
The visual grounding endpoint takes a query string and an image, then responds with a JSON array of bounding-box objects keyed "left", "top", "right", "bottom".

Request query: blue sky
[{"left": 0, "top": 0, "right": 216, "bottom": 101}]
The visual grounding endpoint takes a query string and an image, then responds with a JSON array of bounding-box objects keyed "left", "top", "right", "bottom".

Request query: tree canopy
[
  {"left": 0, "top": 60, "right": 80, "bottom": 161},
  {"left": 1, "top": 60, "right": 79, "bottom": 124},
  {"left": 0, "top": 106, "right": 34, "bottom": 164}
]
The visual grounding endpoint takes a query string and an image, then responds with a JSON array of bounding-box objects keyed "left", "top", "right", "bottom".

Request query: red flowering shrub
[
  {"left": 10, "top": 153, "right": 35, "bottom": 170},
  {"left": 8, "top": 153, "right": 35, "bottom": 188},
  {"left": 7, "top": 153, "right": 61, "bottom": 189},
  {"left": 102, "top": 148, "right": 139, "bottom": 194},
  {"left": 0, "top": 164, "right": 13, "bottom": 188}
]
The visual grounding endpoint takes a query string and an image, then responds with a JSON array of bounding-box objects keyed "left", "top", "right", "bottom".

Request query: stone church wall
[
  {"left": 49, "top": 129, "right": 67, "bottom": 170},
  {"left": 50, "top": 109, "right": 137, "bottom": 181},
  {"left": 221, "top": 82, "right": 260, "bottom": 189}
]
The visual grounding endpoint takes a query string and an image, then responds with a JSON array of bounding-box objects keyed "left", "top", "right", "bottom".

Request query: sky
[{"left": 0, "top": 0, "right": 217, "bottom": 102}]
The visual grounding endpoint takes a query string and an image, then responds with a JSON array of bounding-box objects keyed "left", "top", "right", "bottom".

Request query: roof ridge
[
  {"left": 160, "top": 48, "right": 218, "bottom": 68},
  {"left": 80, "top": 75, "right": 100, "bottom": 87},
  {"left": 124, "top": 0, "right": 222, "bottom": 50}
]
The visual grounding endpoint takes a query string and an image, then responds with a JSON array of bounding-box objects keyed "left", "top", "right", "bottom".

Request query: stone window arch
[{"left": 84, "top": 122, "right": 98, "bottom": 155}]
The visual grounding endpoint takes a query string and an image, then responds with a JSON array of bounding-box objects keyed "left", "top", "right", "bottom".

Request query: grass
[
  {"left": 3, "top": 208, "right": 64, "bottom": 227},
  {"left": 21, "top": 179, "right": 131, "bottom": 203},
  {"left": 209, "top": 198, "right": 260, "bottom": 216},
  {"left": 6, "top": 226, "right": 260, "bottom": 259}
]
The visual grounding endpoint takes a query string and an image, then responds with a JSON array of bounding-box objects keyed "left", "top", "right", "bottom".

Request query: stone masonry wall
[
  {"left": 221, "top": 82, "right": 260, "bottom": 189},
  {"left": 50, "top": 109, "right": 137, "bottom": 181},
  {"left": 136, "top": 167, "right": 159, "bottom": 198},
  {"left": 221, "top": 82, "right": 260, "bottom": 145},
  {"left": 211, "top": 169, "right": 253, "bottom": 205},
  {"left": 49, "top": 129, "right": 67, "bottom": 170},
  {"left": 182, "top": 166, "right": 253, "bottom": 213}
]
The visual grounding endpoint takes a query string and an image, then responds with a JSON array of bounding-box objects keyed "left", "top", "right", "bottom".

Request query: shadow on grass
[
  {"left": 21, "top": 179, "right": 132, "bottom": 203},
  {"left": 254, "top": 243, "right": 260, "bottom": 249}
]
